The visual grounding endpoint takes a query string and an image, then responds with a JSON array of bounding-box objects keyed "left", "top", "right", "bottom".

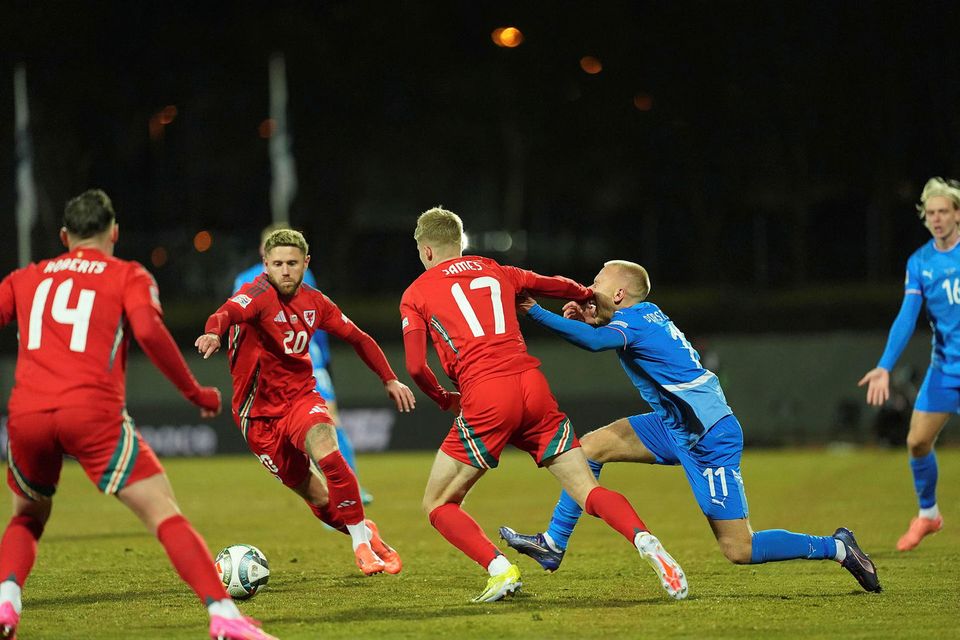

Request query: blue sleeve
[
  {"left": 527, "top": 304, "right": 626, "bottom": 352},
  {"left": 877, "top": 293, "right": 923, "bottom": 371},
  {"left": 304, "top": 268, "right": 317, "bottom": 288}
]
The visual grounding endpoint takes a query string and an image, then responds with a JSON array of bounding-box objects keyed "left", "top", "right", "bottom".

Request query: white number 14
[{"left": 28, "top": 277, "right": 96, "bottom": 353}]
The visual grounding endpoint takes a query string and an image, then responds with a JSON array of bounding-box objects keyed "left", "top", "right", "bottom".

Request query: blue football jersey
[
  {"left": 905, "top": 239, "right": 960, "bottom": 375},
  {"left": 601, "top": 302, "right": 732, "bottom": 449},
  {"left": 232, "top": 262, "right": 332, "bottom": 369}
]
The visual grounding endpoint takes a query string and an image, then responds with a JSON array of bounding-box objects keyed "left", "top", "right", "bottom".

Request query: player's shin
[
  {"left": 749, "top": 529, "right": 840, "bottom": 563},
  {"left": 315, "top": 451, "right": 365, "bottom": 528},
  {"left": 0, "top": 515, "right": 44, "bottom": 592},
  {"left": 584, "top": 486, "right": 648, "bottom": 542},
  {"left": 546, "top": 459, "right": 603, "bottom": 550},
  {"left": 429, "top": 503, "right": 500, "bottom": 568},
  {"left": 156, "top": 515, "right": 230, "bottom": 602}
]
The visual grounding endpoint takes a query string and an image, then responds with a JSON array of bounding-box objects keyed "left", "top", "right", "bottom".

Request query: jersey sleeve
[
  {"left": 399, "top": 287, "right": 428, "bottom": 336},
  {"left": 204, "top": 286, "right": 264, "bottom": 336},
  {"left": 123, "top": 263, "right": 163, "bottom": 316},
  {"left": 501, "top": 265, "right": 592, "bottom": 301},
  {"left": 904, "top": 253, "right": 922, "bottom": 296},
  {"left": 527, "top": 303, "right": 625, "bottom": 352},
  {"left": 0, "top": 272, "right": 16, "bottom": 328}
]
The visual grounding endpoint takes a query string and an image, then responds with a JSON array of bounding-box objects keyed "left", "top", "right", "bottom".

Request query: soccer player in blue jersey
[
  {"left": 500, "top": 260, "right": 881, "bottom": 593},
  {"left": 234, "top": 223, "right": 373, "bottom": 504},
  {"left": 859, "top": 177, "right": 960, "bottom": 551}
]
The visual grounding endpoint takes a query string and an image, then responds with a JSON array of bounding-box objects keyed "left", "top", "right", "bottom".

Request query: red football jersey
[
  {"left": 400, "top": 256, "right": 591, "bottom": 392},
  {"left": 206, "top": 274, "right": 395, "bottom": 419},
  {"left": 0, "top": 248, "right": 161, "bottom": 414}
]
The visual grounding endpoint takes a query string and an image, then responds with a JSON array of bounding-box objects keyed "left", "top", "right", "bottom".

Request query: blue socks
[
  {"left": 910, "top": 451, "right": 938, "bottom": 509},
  {"left": 750, "top": 530, "right": 837, "bottom": 563},
  {"left": 545, "top": 459, "right": 603, "bottom": 550},
  {"left": 336, "top": 427, "right": 359, "bottom": 476}
]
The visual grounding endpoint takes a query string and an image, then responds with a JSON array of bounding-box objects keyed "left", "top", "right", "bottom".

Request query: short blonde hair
[
  {"left": 414, "top": 207, "right": 464, "bottom": 249},
  {"left": 261, "top": 221, "right": 292, "bottom": 246},
  {"left": 264, "top": 228, "right": 309, "bottom": 256},
  {"left": 916, "top": 177, "right": 960, "bottom": 219},
  {"left": 605, "top": 259, "right": 651, "bottom": 301}
]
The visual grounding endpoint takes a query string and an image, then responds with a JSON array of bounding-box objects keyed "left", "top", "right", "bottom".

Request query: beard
[{"left": 267, "top": 272, "right": 303, "bottom": 296}]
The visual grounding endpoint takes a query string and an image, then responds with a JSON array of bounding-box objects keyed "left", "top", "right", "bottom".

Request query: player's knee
[
  {"left": 580, "top": 433, "right": 610, "bottom": 463},
  {"left": 718, "top": 537, "right": 752, "bottom": 564},
  {"left": 906, "top": 434, "right": 933, "bottom": 458}
]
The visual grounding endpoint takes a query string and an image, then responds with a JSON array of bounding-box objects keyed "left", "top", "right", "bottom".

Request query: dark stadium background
[{"left": 1, "top": 1, "right": 959, "bottom": 451}]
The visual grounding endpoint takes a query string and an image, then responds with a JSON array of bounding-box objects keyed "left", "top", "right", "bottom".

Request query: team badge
[{"left": 303, "top": 310, "right": 316, "bottom": 327}]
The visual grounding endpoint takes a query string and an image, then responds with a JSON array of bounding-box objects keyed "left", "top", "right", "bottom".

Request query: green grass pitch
[{"left": 11, "top": 448, "right": 958, "bottom": 639}]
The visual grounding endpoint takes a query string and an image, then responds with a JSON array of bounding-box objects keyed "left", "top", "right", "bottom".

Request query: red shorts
[
  {"left": 236, "top": 391, "right": 334, "bottom": 487},
  {"left": 441, "top": 368, "right": 579, "bottom": 469},
  {"left": 6, "top": 407, "right": 164, "bottom": 499}
]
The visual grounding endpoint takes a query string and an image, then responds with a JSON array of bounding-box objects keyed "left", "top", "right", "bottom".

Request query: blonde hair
[
  {"left": 264, "top": 228, "right": 309, "bottom": 256},
  {"left": 604, "top": 260, "right": 651, "bottom": 301},
  {"left": 261, "top": 221, "right": 292, "bottom": 246},
  {"left": 414, "top": 207, "right": 465, "bottom": 250},
  {"left": 916, "top": 177, "right": 960, "bottom": 219}
]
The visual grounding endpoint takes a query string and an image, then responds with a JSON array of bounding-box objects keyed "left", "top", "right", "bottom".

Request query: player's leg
[
  {"left": 1, "top": 411, "right": 61, "bottom": 638},
  {"left": 698, "top": 416, "right": 880, "bottom": 592},
  {"left": 424, "top": 450, "right": 520, "bottom": 602},
  {"left": 67, "top": 408, "right": 276, "bottom": 639},
  {"left": 897, "top": 391, "right": 950, "bottom": 550},
  {"left": 501, "top": 413, "right": 663, "bottom": 568},
  {"left": 316, "top": 368, "right": 373, "bottom": 504}
]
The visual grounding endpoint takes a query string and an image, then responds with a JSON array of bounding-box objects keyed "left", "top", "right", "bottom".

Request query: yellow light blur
[
  {"left": 580, "top": 56, "right": 602, "bottom": 74},
  {"left": 491, "top": 26, "right": 524, "bottom": 48},
  {"left": 150, "top": 246, "right": 168, "bottom": 267},
  {"left": 193, "top": 231, "right": 213, "bottom": 253}
]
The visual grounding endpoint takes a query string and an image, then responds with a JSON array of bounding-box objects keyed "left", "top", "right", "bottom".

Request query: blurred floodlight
[
  {"left": 159, "top": 105, "right": 178, "bottom": 124},
  {"left": 258, "top": 118, "right": 276, "bottom": 139},
  {"left": 193, "top": 231, "right": 213, "bottom": 252},
  {"left": 462, "top": 232, "right": 470, "bottom": 250},
  {"left": 491, "top": 26, "right": 524, "bottom": 48},
  {"left": 484, "top": 230, "right": 513, "bottom": 252},
  {"left": 580, "top": 56, "right": 602, "bottom": 74},
  {"left": 151, "top": 246, "right": 168, "bottom": 267},
  {"left": 633, "top": 94, "right": 653, "bottom": 111}
]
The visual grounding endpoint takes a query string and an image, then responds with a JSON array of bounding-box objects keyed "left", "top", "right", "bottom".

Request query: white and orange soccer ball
[{"left": 215, "top": 544, "right": 270, "bottom": 599}]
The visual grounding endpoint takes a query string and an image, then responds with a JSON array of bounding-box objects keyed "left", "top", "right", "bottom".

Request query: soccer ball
[{"left": 215, "top": 544, "right": 270, "bottom": 599}]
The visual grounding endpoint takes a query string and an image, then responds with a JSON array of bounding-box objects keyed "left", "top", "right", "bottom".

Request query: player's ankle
[{"left": 208, "top": 598, "right": 242, "bottom": 620}]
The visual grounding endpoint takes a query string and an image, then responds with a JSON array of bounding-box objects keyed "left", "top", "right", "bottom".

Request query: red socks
[
  {"left": 428, "top": 503, "right": 499, "bottom": 568},
  {"left": 585, "top": 487, "right": 648, "bottom": 542},
  {"left": 316, "top": 451, "right": 365, "bottom": 526},
  {"left": 156, "top": 515, "right": 229, "bottom": 603},
  {"left": 306, "top": 500, "right": 347, "bottom": 533},
  {"left": 0, "top": 515, "right": 44, "bottom": 586}
]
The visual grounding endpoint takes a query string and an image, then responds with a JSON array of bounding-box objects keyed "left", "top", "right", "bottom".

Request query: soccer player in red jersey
[
  {"left": 196, "top": 228, "right": 415, "bottom": 576},
  {"left": 401, "top": 207, "right": 688, "bottom": 602},
  {"left": 0, "top": 190, "right": 276, "bottom": 640}
]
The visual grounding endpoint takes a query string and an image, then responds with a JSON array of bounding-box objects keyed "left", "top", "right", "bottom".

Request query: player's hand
[
  {"left": 516, "top": 295, "right": 537, "bottom": 315},
  {"left": 563, "top": 300, "right": 600, "bottom": 324},
  {"left": 385, "top": 379, "right": 416, "bottom": 412},
  {"left": 857, "top": 367, "right": 890, "bottom": 406},
  {"left": 195, "top": 333, "right": 221, "bottom": 359},
  {"left": 190, "top": 386, "right": 222, "bottom": 418},
  {"left": 444, "top": 391, "right": 461, "bottom": 415}
]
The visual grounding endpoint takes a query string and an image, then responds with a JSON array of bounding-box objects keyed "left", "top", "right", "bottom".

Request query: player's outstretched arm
[
  {"left": 128, "top": 307, "right": 222, "bottom": 417},
  {"left": 526, "top": 303, "right": 624, "bottom": 352},
  {"left": 858, "top": 367, "right": 891, "bottom": 406},
  {"left": 337, "top": 323, "right": 416, "bottom": 412},
  {"left": 502, "top": 266, "right": 593, "bottom": 302}
]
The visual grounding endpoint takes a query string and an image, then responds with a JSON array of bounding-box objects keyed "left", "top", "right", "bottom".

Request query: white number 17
[{"left": 451, "top": 276, "right": 505, "bottom": 337}]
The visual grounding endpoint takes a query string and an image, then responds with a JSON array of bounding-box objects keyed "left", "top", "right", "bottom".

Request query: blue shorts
[
  {"left": 627, "top": 413, "right": 749, "bottom": 520},
  {"left": 914, "top": 367, "right": 960, "bottom": 414},
  {"left": 313, "top": 367, "right": 337, "bottom": 403}
]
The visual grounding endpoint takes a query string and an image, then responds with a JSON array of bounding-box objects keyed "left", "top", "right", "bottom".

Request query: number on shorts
[
  {"left": 702, "top": 466, "right": 728, "bottom": 498},
  {"left": 28, "top": 277, "right": 96, "bottom": 353}
]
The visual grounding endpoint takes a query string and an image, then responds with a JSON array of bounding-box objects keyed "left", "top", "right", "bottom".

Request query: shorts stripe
[
  {"left": 455, "top": 416, "right": 496, "bottom": 469},
  {"left": 98, "top": 410, "right": 140, "bottom": 495},
  {"left": 542, "top": 417, "right": 574, "bottom": 460},
  {"left": 7, "top": 441, "right": 55, "bottom": 501},
  {"left": 238, "top": 365, "right": 261, "bottom": 440}
]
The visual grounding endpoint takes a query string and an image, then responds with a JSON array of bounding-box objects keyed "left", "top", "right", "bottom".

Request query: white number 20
[
  {"left": 283, "top": 330, "right": 309, "bottom": 354},
  {"left": 28, "top": 277, "right": 96, "bottom": 353},
  {"left": 451, "top": 276, "right": 505, "bottom": 337}
]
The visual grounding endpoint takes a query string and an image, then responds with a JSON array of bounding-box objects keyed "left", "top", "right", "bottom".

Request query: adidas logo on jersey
[
  {"left": 274, "top": 310, "right": 287, "bottom": 323},
  {"left": 308, "top": 405, "right": 328, "bottom": 415}
]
